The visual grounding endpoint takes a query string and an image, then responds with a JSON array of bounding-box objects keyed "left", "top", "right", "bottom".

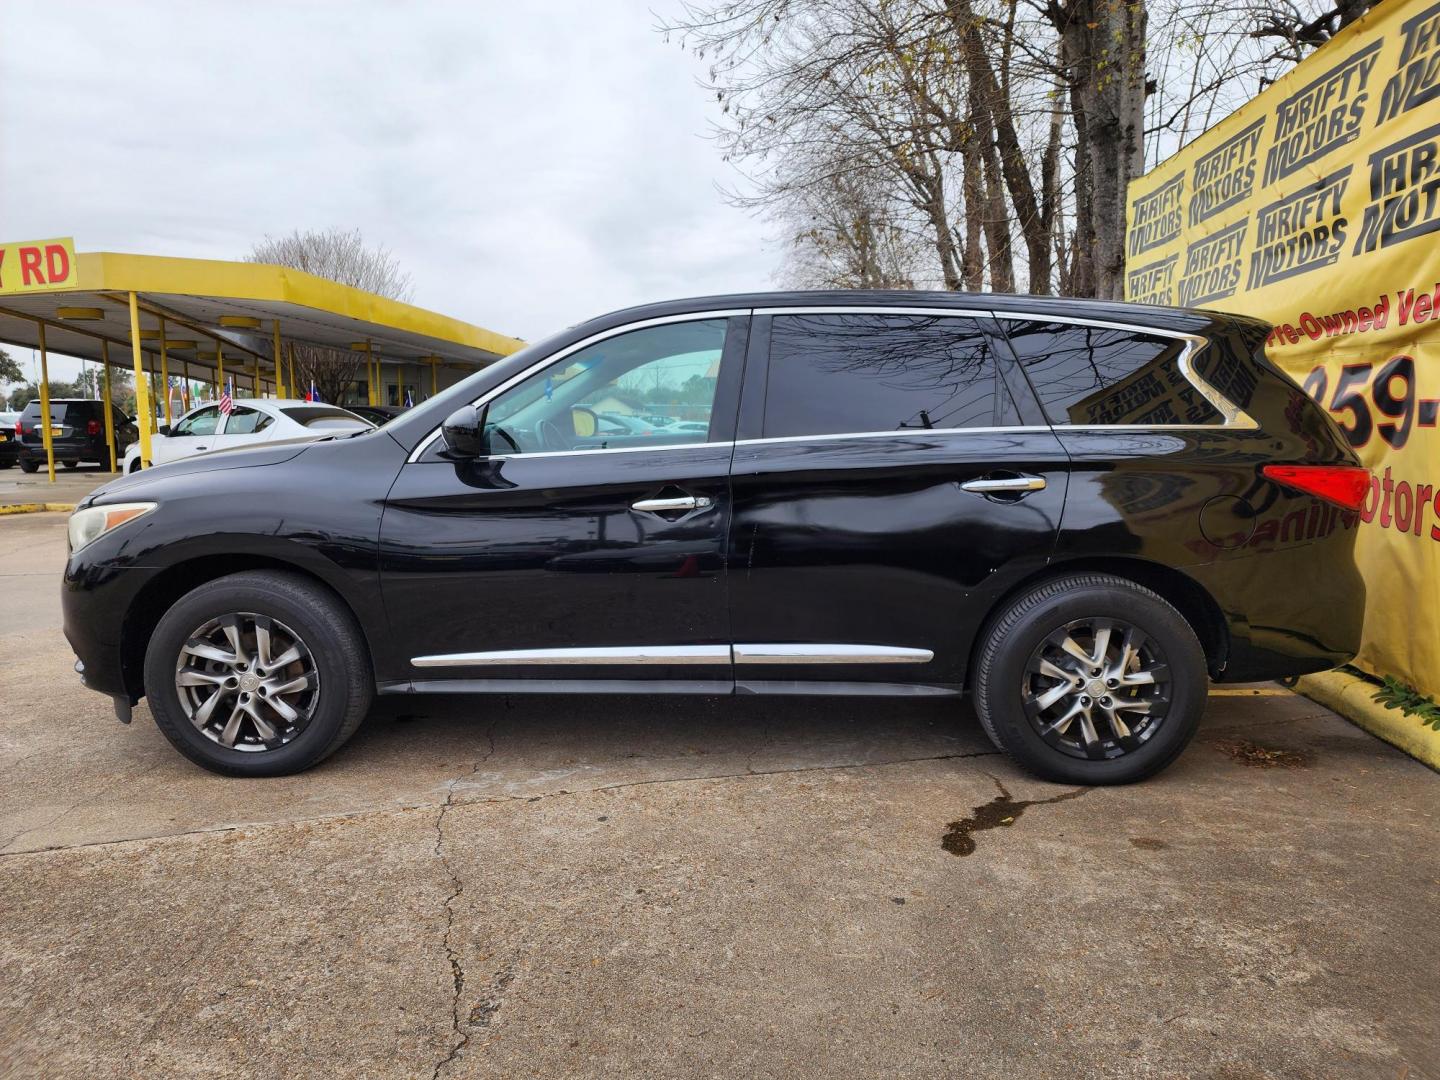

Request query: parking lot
[{"left": 1, "top": 509, "right": 1436, "bottom": 1079}]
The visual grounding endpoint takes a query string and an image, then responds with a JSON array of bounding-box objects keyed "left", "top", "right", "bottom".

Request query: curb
[
  {"left": 0, "top": 502, "right": 76, "bottom": 515},
  {"left": 1298, "top": 668, "right": 1440, "bottom": 772}
]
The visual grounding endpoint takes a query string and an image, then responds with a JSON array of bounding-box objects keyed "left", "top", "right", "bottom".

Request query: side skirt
[{"left": 379, "top": 678, "right": 962, "bottom": 698}]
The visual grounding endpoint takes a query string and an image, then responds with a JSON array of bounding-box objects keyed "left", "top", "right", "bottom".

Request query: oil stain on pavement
[{"left": 941, "top": 778, "right": 1089, "bottom": 856}]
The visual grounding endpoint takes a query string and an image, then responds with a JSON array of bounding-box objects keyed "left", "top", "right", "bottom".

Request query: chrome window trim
[
  {"left": 411, "top": 643, "right": 934, "bottom": 668},
  {"left": 408, "top": 304, "right": 1257, "bottom": 462},
  {"left": 474, "top": 440, "right": 732, "bottom": 462},
  {"left": 733, "top": 643, "right": 933, "bottom": 664},
  {"left": 407, "top": 309, "right": 750, "bottom": 462},
  {"left": 732, "top": 426, "right": 1053, "bottom": 448}
]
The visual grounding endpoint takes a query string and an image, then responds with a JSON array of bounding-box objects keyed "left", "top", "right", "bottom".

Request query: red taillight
[
  {"left": 1262, "top": 464, "right": 1370, "bottom": 511},
  {"left": 87, "top": 419, "right": 101, "bottom": 436}
]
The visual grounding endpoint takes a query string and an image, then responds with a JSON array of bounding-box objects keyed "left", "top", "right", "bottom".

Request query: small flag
[
  {"left": 219, "top": 378, "right": 233, "bottom": 416},
  {"left": 307, "top": 379, "right": 320, "bottom": 403},
  {"left": 404, "top": 388, "right": 414, "bottom": 408}
]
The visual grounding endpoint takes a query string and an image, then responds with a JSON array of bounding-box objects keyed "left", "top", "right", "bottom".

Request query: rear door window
[
  {"left": 222, "top": 407, "right": 274, "bottom": 435},
  {"left": 1002, "top": 320, "right": 1223, "bottom": 426},
  {"left": 762, "top": 313, "right": 1008, "bottom": 438}
]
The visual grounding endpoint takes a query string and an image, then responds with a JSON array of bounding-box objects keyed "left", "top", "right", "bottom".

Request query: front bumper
[{"left": 62, "top": 556, "right": 158, "bottom": 702}]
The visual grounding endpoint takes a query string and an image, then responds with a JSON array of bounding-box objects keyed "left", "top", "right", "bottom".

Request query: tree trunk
[
  {"left": 948, "top": 0, "right": 1050, "bottom": 293},
  {"left": 1054, "top": 0, "right": 1148, "bottom": 299},
  {"left": 960, "top": 136, "right": 986, "bottom": 291}
]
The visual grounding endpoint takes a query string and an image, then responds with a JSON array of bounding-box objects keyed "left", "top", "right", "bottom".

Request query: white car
[{"left": 123, "top": 399, "right": 373, "bottom": 473}]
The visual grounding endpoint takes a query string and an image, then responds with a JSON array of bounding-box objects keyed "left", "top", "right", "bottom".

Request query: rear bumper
[{"left": 20, "top": 436, "right": 107, "bottom": 462}]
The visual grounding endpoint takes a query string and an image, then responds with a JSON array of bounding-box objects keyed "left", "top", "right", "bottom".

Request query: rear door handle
[
  {"left": 961, "top": 475, "right": 1047, "bottom": 494},
  {"left": 632, "top": 495, "right": 712, "bottom": 513}
]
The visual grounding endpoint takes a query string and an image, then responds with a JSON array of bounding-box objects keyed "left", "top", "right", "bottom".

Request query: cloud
[{"left": 0, "top": 0, "right": 775, "bottom": 381}]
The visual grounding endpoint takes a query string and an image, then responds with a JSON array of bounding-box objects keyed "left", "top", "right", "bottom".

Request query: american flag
[{"left": 219, "top": 378, "right": 233, "bottom": 416}]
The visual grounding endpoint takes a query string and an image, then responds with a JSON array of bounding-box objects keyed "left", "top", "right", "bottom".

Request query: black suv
[
  {"left": 17, "top": 399, "right": 137, "bottom": 471},
  {"left": 61, "top": 293, "right": 1367, "bottom": 783}
]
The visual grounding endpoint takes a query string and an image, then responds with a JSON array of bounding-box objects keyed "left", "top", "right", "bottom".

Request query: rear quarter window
[
  {"left": 1003, "top": 320, "right": 1224, "bottom": 426},
  {"left": 280, "top": 407, "right": 369, "bottom": 429}
]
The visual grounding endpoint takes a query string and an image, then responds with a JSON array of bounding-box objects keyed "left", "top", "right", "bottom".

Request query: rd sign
[{"left": 0, "top": 237, "right": 78, "bottom": 294}]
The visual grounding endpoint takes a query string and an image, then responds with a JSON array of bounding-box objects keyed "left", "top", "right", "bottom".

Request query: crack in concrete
[
  {"left": 431, "top": 723, "right": 498, "bottom": 1080},
  {"left": 0, "top": 747, "right": 1002, "bottom": 859}
]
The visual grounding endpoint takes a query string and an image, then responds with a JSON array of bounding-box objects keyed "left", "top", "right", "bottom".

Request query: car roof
[{"left": 571, "top": 289, "right": 1265, "bottom": 337}]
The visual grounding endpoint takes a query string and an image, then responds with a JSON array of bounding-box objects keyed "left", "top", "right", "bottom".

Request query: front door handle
[
  {"left": 632, "top": 495, "right": 713, "bottom": 514},
  {"left": 960, "top": 475, "right": 1047, "bottom": 494}
]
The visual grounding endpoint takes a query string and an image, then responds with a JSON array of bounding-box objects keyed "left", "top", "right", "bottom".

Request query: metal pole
[
  {"left": 289, "top": 342, "right": 299, "bottom": 399},
  {"left": 36, "top": 323, "right": 56, "bottom": 482},
  {"left": 158, "top": 316, "right": 171, "bottom": 424},
  {"left": 100, "top": 340, "right": 117, "bottom": 471},
  {"left": 216, "top": 340, "right": 225, "bottom": 392},
  {"left": 431, "top": 358, "right": 438, "bottom": 397},
  {"left": 365, "top": 341, "right": 377, "bottom": 406},
  {"left": 273, "top": 321, "right": 285, "bottom": 398},
  {"left": 127, "top": 292, "right": 154, "bottom": 467}
]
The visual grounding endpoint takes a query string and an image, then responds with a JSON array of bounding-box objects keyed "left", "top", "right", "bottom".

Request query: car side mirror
[
  {"left": 441, "top": 404, "right": 488, "bottom": 458},
  {"left": 156, "top": 425, "right": 172, "bottom": 437},
  {"left": 571, "top": 406, "right": 598, "bottom": 439}
]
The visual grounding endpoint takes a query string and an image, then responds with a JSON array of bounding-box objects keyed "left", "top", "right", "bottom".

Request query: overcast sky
[{"left": 0, "top": 1, "right": 775, "bottom": 383}]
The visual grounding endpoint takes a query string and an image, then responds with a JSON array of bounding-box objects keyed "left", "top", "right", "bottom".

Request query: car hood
[{"left": 83, "top": 439, "right": 316, "bottom": 505}]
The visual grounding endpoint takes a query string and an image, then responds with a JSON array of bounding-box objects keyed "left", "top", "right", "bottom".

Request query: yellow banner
[
  {"left": 0, "top": 237, "right": 78, "bottom": 294},
  {"left": 1125, "top": 0, "right": 1440, "bottom": 701}
]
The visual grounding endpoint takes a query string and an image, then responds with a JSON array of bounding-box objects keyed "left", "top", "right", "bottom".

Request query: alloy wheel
[
  {"left": 173, "top": 612, "right": 320, "bottom": 752},
  {"left": 1020, "top": 617, "right": 1171, "bottom": 760}
]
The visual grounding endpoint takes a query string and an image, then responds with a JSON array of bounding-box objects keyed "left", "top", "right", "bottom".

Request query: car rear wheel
[
  {"left": 973, "top": 573, "right": 1206, "bottom": 785},
  {"left": 62, "top": 460, "right": 78, "bottom": 469},
  {"left": 19, "top": 459, "right": 38, "bottom": 473},
  {"left": 144, "top": 571, "right": 373, "bottom": 776}
]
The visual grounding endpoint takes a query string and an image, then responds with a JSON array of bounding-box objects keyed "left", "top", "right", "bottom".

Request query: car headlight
[{"left": 67, "top": 502, "right": 157, "bottom": 553}]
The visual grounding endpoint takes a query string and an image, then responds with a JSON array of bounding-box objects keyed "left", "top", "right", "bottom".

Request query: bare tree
[
  {"left": 246, "top": 228, "right": 413, "bottom": 404},
  {"left": 663, "top": 0, "right": 1378, "bottom": 300}
]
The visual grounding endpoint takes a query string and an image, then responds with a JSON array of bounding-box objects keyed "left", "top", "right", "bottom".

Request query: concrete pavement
[{"left": 2, "top": 511, "right": 1437, "bottom": 1078}]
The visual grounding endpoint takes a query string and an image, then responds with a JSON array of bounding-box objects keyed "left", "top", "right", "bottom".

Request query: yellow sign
[
  {"left": 1125, "top": 0, "right": 1440, "bottom": 706},
  {"left": 0, "top": 237, "right": 78, "bottom": 294}
]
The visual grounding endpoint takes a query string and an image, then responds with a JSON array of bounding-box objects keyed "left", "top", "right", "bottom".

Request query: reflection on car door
[
  {"left": 727, "top": 310, "right": 1069, "bottom": 692},
  {"left": 378, "top": 314, "right": 749, "bottom": 690}
]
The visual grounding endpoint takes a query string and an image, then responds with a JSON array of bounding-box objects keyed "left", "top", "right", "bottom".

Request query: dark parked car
[
  {"left": 17, "top": 399, "right": 137, "bottom": 471},
  {"left": 0, "top": 410, "right": 19, "bottom": 469},
  {"left": 61, "top": 292, "right": 1367, "bottom": 783}
]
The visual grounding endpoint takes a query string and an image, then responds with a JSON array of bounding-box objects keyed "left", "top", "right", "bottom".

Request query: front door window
[{"left": 482, "top": 319, "right": 728, "bottom": 455}]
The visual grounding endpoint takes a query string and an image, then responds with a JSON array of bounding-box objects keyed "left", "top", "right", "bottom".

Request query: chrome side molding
[
  {"left": 733, "top": 643, "right": 933, "bottom": 664},
  {"left": 411, "top": 645, "right": 732, "bottom": 667},
  {"left": 412, "top": 643, "right": 935, "bottom": 668}
]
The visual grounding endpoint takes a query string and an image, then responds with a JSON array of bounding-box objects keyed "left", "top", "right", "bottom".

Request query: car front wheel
[
  {"left": 144, "top": 571, "right": 373, "bottom": 776},
  {"left": 973, "top": 573, "right": 1207, "bottom": 785},
  {"left": 19, "top": 459, "right": 38, "bottom": 473}
]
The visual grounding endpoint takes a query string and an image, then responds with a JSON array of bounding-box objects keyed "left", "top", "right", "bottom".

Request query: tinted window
[
  {"left": 1003, "top": 320, "right": 1223, "bottom": 426},
  {"left": 763, "top": 314, "right": 1005, "bottom": 438},
  {"left": 280, "top": 406, "right": 370, "bottom": 429}
]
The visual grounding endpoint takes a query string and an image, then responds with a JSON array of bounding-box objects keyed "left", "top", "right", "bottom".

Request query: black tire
[
  {"left": 62, "top": 460, "right": 78, "bottom": 469},
  {"left": 144, "top": 571, "right": 373, "bottom": 777},
  {"left": 128, "top": 459, "right": 143, "bottom": 474},
  {"left": 973, "top": 573, "right": 1206, "bottom": 785},
  {"left": 18, "top": 458, "right": 38, "bottom": 473}
]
